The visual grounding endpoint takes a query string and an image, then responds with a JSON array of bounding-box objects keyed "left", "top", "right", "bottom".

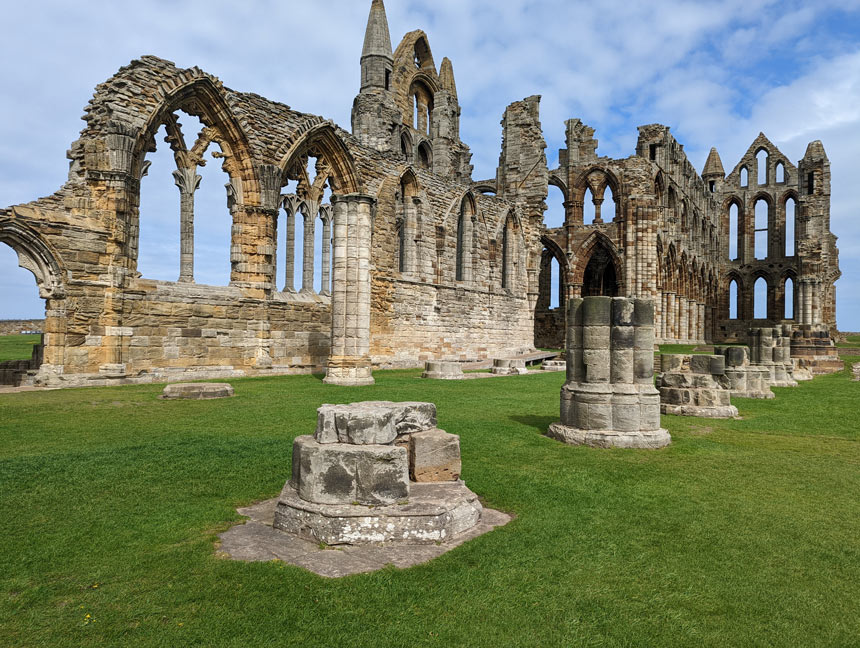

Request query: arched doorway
[
  {"left": 577, "top": 236, "right": 621, "bottom": 297},
  {"left": 582, "top": 246, "right": 618, "bottom": 297},
  {"left": 0, "top": 222, "right": 66, "bottom": 385}
]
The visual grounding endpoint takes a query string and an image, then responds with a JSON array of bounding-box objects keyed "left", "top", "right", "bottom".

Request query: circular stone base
[
  {"left": 546, "top": 422, "right": 671, "bottom": 449},
  {"left": 273, "top": 481, "right": 482, "bottom": 545},
  {"left": 661, "top": 404, "right": 738, "bottom": 418},
  {"left": 161, "top": 382, "right": 234, "bottom": 399}
]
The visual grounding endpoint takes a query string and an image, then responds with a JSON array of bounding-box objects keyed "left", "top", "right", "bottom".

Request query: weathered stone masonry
[{"left": 0, "top": 0, "right": 840, "bottom": 386}]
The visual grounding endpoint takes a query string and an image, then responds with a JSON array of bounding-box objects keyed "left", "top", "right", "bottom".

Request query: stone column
[
  {"left": 285, "top": 206, "right": 296, "bottom": 291},
  {"left": 811, "top": 280, "right": 822, "bottom": 325},
  {"left": 667, "top": 293, "right": 676, "bottom": 341},
  {"left": 301, "top": 201, "right": 318, "bottom": 293},
  {"left": 173, "top": 166, "right": 201, "bottom": 283},
  {"left": 698, "top": 303, "right": 706, "bottom": 343},
  {"left": 548, "top": 297, "right": 670, "bottom": 449},
  {"left": 325, "top": 193, "right": 375, "bottom": 386},
  {"left": 320, "top": 205, "right": 332, "bottom": 296}
]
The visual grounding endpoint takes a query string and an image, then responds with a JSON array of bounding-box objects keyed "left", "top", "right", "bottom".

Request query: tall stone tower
[{"left": 352, "top": 0, "right": 400, "bottom": 151}]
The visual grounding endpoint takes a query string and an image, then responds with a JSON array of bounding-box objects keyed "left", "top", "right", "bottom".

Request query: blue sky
[{"left": 1, "top": 0, "right": 859, "bottom": 328}]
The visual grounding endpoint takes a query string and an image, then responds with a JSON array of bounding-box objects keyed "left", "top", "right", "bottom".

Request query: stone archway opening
[
  {"left": 0, "top": 242, "right": 48, "bottom": 386},
  {"left": 582, "top": 246, "right": 618, "bottom": 297}
]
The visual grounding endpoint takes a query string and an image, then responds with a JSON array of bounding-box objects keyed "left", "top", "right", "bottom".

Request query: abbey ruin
[{"left": 0, "top": 0, "right": 841, "bottom": 387}]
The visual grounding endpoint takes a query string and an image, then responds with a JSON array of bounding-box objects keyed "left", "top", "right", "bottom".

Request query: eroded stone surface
[
  {"left": 657, "top": 353, "right": 738, "bottom": 418},
  {"left": 422, "top": 362, "right": 464, "bottom": 380},
  {"left": 161, "top": 382, "right": 234, "bottom": 399},
  {"left": 409, "top": 429, "right": 461, "bottom": 482},
  {"left": 274, "top": 481, "right": 482, "bottom": 545},
  {"left": 293, "top": 436, "right": 408, "bottom": 506}
]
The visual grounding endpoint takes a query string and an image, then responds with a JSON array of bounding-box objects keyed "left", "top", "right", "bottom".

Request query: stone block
[
  {"left": 161, "top": 382, "right": 234, "bottom": 399},
  {"left": 409, "top": 428, "right": 462, "bottom": 482},
  {"left": 296, "top": 438, "right": 408, "bottom": 506},
  {"left": 689, "top": 355, "right": 712, "bottom": 374}
]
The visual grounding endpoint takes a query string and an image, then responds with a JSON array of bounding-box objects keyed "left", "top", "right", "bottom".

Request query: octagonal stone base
[
  {"left": 273, "top": 480, "right": 482, "bottom": 545},
  {"left": 660, "top": 403, "right": 738, "bottom": 418},
  {"left": 546, "top": 422, "right": 671, "bottom": 449}
]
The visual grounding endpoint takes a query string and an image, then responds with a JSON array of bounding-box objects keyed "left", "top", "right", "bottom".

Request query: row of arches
[
  {"left": 727, "top": 274, "right": 796, "bottom": 321},
  {"left": 726, "top": 193, "right": 797, "bottom": 261},
  {"left": 739, "top": 149, "right": 790, "bottom": 187},
  {"left": 395, "top": 176, "right": 524, "bottom": 291}
]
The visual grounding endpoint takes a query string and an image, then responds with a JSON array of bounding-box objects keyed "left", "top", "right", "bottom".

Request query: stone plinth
[
  {"left": 657, "top": 354, "right": 738, "bottom": 418},
  {"left": 161, "top": 382, "right": 234, "bottom": 399},
  {"left": 491, "top": 358, "right": 528, "bottom": 375},
  {"left": 274, "top": 401, "right": 482, "bottom": 545},
  {"left": 542, "top": 359, "right": 566, "bottom": 372},
  {"left": 421, "top": 361, "right": 464, "bottom": 380},
  {"left": 790, "top": 324, "right": 843, "bottom": 375},
  {"left": 546, "top": 297, "right": 671, "bottom": 449},
  {"left": 713, "top": 346, "right": 774, "bottom": 399},
  {"left": 749, "top": 326, "right": 797, "bottom": 387}
]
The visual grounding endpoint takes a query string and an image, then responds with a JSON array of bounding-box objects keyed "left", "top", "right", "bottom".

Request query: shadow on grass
[{"left": 509, "top": 413, "right": 556, "bottom": 433}]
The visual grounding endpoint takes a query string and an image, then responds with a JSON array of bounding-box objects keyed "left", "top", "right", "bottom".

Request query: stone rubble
[{"left": 656, "top": 354, "right": 738, "bottom": 418}]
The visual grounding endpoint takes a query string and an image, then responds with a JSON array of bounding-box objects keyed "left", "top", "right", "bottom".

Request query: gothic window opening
[
  {"left": 603, "top": 185, "right": 616, "bottom": 221},
  {"left": 582, "top": 245, "right": 618, "bottom": 297},
  {"left": 729, "top": 279, "right": 739, "bottom": 319},
  {"left": 417, "top": 142, "right": 431, "bottom": 170},
  {"left": 807, "top": 172, "right": 814, "bottom": 195},
  {"left": 583, "top": 187, "right": 597, "bottom": 223},
  {"left": 754, "top": 277, "right": 768, "bottom": 319},
  {"left": 729, "top": 202, "right": 740, "bottom": 260},
  {"left": 138, "top": 110, "right": 234, "bottom": 286},
  {"left": 278, "top": 154, "right": 334, "bottom": 295},
  {"left": 740, "top": 167, "right": 749, "bottom": 187},
  {"left": 544, "top": 183, "right": 565, "bottom": 228},
  {"left": 785, "top": 196, "right": 796, "bottom": 257},
  {"left": 775, "top": 161, "right": 786, "bottom": 183},
  {"left": 756, "top": 149, "right": 768, "bottom": 185},
  {"left": 784, "top": 277, "right": 795, "bottom": 320},
  {"left": 754, "top": 198, "right": 768, "bottom": 259}
]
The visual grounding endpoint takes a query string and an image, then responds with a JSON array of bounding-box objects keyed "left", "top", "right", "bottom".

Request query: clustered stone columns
[
  {"left": 547, "top": 296, "right": 671, "bottom": 449},
  {"left": 320, "top": 204, "right": 332, "bottom": 296},
  {"left": 273, "top": 401, "right": 482, "bottom": 544},
  {"left": 657, "top": 354, "right": 738, "bottom": 418},
  {"left": 749, "top": 326, "right": 798, "bottom": 387},
  {"left": 789, "top": 324, "right": 843, "bottom": 375},
  {"left": 797, "top": 278, "right": 824, "bottom": 326},
  {"left": 713, "top": 346, "right": 774, "bottom": 399},
  {"left": 324, "top": 193, "right": 375, "bottom": 386},
  {"left": 172, "top": 166, "right": 202, "bottom": 283}
]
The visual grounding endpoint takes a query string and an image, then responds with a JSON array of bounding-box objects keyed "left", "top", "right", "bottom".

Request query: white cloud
[{"left": 1, "top": 0, "right": 858, "bottom": 327}]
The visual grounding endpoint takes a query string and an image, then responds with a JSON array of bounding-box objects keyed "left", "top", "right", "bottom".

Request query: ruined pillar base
[
  {"left": 273, "top": 480, "right": 482, "bottom": 545},
  {"left": 546, "top": 422, "right": 671, "bottom": 449},
  {"left": 323, "top": 359, "right": 374, "bottom": 386},
  {"left": 98, "top": 363, "right": 126, "bottom": 378},
  {"left": 660, "top": 404, "right": 738, "bottom": 418},
  {"left": 542, "top": 360, "right": 566, "bottom": 372},
  {"left": 421, "top": 361, "right": 464, "bottom": 380},
  {"left": 491, "top": 358, "right": 528, "bottom": 375}
]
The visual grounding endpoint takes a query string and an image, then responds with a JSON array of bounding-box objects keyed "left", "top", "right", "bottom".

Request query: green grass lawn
[
  {"left": 836, "top": 334, "right": 860, "bottom": 348},
  {"left": 1, "top": 361, "right": 859, "bottom": 647},
  {"left": 0, "top": 334, "right": 41, "bottom": 362}
]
